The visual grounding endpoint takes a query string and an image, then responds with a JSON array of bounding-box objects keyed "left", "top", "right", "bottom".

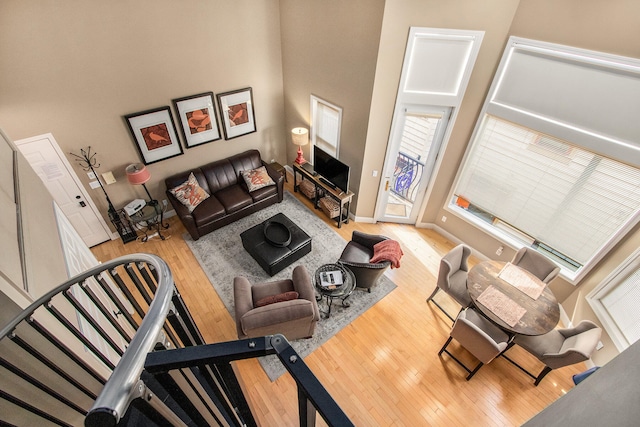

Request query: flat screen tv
[{"left": 313, "top": 146, "right": 350, "bottom": 193}]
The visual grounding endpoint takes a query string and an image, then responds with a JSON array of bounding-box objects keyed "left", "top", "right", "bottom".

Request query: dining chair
[
  {"left": 502, "top": 320, "right": 601, "bottom": 385},
  {"left": 439, "top": 307, "right": 511, "bottom": 380},
  {"left": 426, "top": 244, "right": 473, "bottom": 322},
  {"left": 511, "top": 247, "right": 560, "bottom": 284}
]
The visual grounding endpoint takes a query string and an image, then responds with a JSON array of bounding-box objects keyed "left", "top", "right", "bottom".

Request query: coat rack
[{"left": 70, "top": 147, "right": 137, "bottom": 244}]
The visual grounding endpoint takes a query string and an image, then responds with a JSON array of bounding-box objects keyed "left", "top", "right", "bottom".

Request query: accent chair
[
  {"left": 338, "top": 230, "right": 392, "bottom": 292},
  {"left": 233, "top": 265, "right": 320, "bottom": 341}
]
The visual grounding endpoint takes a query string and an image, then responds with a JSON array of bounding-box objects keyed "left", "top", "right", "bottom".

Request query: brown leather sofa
[{"left": 165, "top": 149, "right": 284, "bottom": 240}]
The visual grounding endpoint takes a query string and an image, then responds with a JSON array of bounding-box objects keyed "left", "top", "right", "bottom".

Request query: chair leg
[
  {"left": 534, "top": 366, "right": 553, "bottom": 386},
  {"left": 439, "top": 336, "right": 484, "bottom": 380},
  {"left": 466, "top": 362, "right": 484, "bottom": 380},
  {"left": 439, "top": 336, "right": 453, "bottom": 355},
  {"left": 426, "top": 286, "right": 440, "bottom": 302}
]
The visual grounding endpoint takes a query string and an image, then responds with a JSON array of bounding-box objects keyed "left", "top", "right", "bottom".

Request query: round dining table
[{"left": 467, "top": 260, "right": 560, "bottom": 336}]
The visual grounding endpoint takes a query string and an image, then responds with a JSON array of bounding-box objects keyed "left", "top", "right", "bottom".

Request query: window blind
[
  {"left": 455, "top": 115, "right": 640, "bottom": 266},
  {"left": 600, "top": 267, "right": 640, "bottom": 346}
]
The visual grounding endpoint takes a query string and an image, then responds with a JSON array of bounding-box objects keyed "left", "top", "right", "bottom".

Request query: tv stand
[
  {"left": 292, "top": 163, "right": 355, "bottom": 228},
  {"left": 319, "top": 177, "right": 337, "bottom": 190}
]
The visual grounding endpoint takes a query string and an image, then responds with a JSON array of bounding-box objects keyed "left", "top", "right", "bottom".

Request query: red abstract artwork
[
  {"left": 228, "top": 102, "right": 248, "bottom": 127},
  {"left": 186, "top": 108, "right": 212, "bottom": 134},
  {"left": 141, "top": 123, "right": 172, "bottom": 151}
]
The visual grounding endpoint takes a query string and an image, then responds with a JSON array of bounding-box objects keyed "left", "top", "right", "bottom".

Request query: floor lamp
[{"left": 125, "top": 163, "right": 157, "bottom": 206}]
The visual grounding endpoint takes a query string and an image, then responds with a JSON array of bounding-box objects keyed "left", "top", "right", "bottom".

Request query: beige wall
[
  {"left": 279, "top": 0, "right": 385, "bottom": 212},
  {"left": 0, "top": 0, "right": 286, "bottom": 229}
]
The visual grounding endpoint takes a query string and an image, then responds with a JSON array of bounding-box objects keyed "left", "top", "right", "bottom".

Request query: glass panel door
[{"left": 376, "top": 106, "right": 450, "bottom": 224}]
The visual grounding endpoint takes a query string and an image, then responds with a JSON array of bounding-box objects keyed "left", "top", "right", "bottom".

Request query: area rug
[{"left": 184, "top": 191, "right": 397, "bottom": 381}]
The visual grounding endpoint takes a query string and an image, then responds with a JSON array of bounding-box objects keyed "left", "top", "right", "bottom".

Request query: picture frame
[
  {"left": 172, "top": 92, "right": 221, "bottom": 148},
  {"left": 124, "top": 106, "right": 183, "bottom": 165},
  {"left": 216, "top": 87, "right": 256, "bottom": 140}
]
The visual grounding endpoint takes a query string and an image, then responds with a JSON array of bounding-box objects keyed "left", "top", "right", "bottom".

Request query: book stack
[{"left": 319, "top": 270, "right": 343, "bottom": 289}]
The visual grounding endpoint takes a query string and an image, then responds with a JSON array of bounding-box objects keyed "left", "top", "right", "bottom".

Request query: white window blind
[
  {"left": 455, "top": 115, "right": 640, "bottom": 267},
  {"left": 600, "top": 267, "right": 640, "bottom": 347}
]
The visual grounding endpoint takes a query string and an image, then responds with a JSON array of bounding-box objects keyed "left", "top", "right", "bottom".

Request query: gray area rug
[{"left": 184, "top": 191, "right": 397, "bottom": 381}]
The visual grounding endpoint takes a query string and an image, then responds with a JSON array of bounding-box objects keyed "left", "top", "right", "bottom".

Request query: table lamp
[
  {"left": 125, "top": 163, "right": 156, "bottom": 205},
  {"left": 292, "top": 127, "right": 309, "bottom": 165}
]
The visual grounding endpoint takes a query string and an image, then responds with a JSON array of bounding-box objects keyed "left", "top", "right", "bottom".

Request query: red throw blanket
[{"left": 370, "top": 239, "right": 403, "bottom": 268}]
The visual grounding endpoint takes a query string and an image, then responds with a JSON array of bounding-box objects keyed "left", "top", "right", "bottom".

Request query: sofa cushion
[
  {"left": 255, "top": 291, "right": 299, "bottom": 307},
  {"left": 241, "top": 299, "right": 314, "bottom": 333},
  {"left": 191, "top": 195, "right": 226, "bottom": 227},
  {"left": 215, "top": 184, "right": 253, "bottom": 213},
  {"left": 241, "top": 166, "right": 276, "bottom": 192},
  {"left": 168, "top": 172, "right": 210, "bottom": 212},
  {"left": 201, "top": 159, "right": 238, "bottom": 193}
]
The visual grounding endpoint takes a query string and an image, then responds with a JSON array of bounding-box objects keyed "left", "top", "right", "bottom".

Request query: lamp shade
[
  {"left": 291, "top": 127, "right": 309, "bottom": 146},
  {"left": 125, "top": 163, "right": 151, "bottom": 185}
]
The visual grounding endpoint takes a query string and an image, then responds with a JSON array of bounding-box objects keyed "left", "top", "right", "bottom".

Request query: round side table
[{"left": 314, "top": 263, "right": 356, "bottom": 318}]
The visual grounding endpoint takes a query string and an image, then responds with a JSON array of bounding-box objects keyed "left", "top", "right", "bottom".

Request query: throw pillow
[
  {"left": 255, "top": 291, "right": 299, "bottom": 307},
  {"left": 241, "top": 166, "right": 276, "bottom": 192},
  {"left": 169, "top": 172, "right": 210, "bottom": 213}
]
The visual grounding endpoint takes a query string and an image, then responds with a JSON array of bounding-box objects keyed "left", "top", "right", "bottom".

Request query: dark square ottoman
[{"left": 240, "top": 213, "right": 312, "bottom": 276}]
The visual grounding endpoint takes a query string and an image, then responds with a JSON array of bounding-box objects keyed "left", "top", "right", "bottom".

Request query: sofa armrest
[
  {"left": 166, "top": 191, "right": 200, "bottom": 240},
  {"left": 262, "top": 161, "right": 285, "bottom": 202},
  {"left": 233, "top": 276, "right": 255, "bottom": 337},
  {"left": 291, "top": 265, "right": 319, "bottom": 321}
]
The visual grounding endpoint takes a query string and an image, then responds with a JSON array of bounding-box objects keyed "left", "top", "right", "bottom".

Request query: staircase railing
[{"left": 0, "top": 253, "right": 353, "bottom": 427}]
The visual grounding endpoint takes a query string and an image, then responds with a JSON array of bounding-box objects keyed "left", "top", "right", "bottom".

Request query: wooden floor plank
[{"left": 91, "top": 176, "right": 585, "bottom": 426}]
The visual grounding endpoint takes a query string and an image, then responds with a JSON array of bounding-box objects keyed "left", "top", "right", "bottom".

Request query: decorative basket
[
  {"left": 319, "top": 196, "right": 340, "bottom": 219},
  {"left": 299, "top": 179, "right": 316, "bottom": 199}
]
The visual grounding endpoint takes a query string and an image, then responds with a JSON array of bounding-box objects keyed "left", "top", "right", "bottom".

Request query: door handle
[
  {"left": 79, "top": 200, "right": 86, "bottom": 207},
  {"left": 384, "top": 179, "right": 390, "bottom": 191}
]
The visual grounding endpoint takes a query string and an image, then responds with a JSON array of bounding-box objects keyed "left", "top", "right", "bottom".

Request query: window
[
  {"left": 310, "top": 96, "right": 342, "bottom": 159},
  {"left": 449, "top": 37, "right": 640, "bottom": 283},
  {"left": 452, "top": 115, "right": 640, "bottom": 276},
  {"left": 588, "top": 249, "right": 640, "bottom": 351}
]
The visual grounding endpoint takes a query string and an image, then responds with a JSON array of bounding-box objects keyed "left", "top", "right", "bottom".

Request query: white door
[
  {"left": 15, "top": 133, "right": 112, "bottom": 247},
  {"left": 376, "top": 106, "right": 450, "bottom": 224}
]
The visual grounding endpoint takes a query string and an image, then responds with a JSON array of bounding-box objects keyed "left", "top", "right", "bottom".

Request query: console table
[{"left": 292, "top": 162, "right": 354, "bottom": 228}]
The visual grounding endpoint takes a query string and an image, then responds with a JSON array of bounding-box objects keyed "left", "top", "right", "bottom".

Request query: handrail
[
  {"left": 0, "top": 254, "right": 171, "bottom": 340},
  {"left": 84, "top": 254, "right": 175, "bottom": 425}
]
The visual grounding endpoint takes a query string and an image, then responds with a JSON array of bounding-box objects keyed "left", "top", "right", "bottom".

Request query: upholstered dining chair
[
  {"left": 503, "top": 320, "right": 602, "bottom": 386},
  {"left": 338, "top": 231, "right": 393, "bottom": 292},
  {"left": 426, "top": 244, "right": 473, "bottom": 322},
  {"left": 439, "top": 308, "right": 510, "bottom": 380},
  {"left": 511, "top": 247, "right": 560, "bottom": 284},
  {"left": 233, "top": 265, "right": 320, "bottom": 341}
]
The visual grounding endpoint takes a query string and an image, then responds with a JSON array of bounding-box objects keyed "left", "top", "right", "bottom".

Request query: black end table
[{"left": 314, "top": 263, "right": 356, "bottom": 318}]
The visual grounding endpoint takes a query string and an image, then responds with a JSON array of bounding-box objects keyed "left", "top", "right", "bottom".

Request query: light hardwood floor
[{"left": 91, "top": 177, "right": 585, "bottom": 426}]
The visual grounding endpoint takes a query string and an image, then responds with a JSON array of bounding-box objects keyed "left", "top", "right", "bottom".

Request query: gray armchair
[
  {"left": 511, "top": 247, "right": 560, "bottom": 284},
  {"left": 504, "top": 320, "right": 602, "bottom": 385},
  {"left": 439, "top": 308, "right": 510, "bottom": 380},
  {"left": 338, "top": 231, "right": 392, "bottom": 292},
  {"left": 233, "top": 265, "right": 320, "bottom": 341},
  {"left": 427, "top": 244, "right": 473, "bottom": 322}
]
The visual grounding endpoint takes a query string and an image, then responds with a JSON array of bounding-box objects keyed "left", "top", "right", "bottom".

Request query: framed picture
[
  {"left": 124, "top": 106, "right": 183, "bottom": 165},
  {"left": 172, "top": 92, "right": 221, "bottom": 148},
  {"left": 217, "top": 87, "right": 256, "bottom": 140}
]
